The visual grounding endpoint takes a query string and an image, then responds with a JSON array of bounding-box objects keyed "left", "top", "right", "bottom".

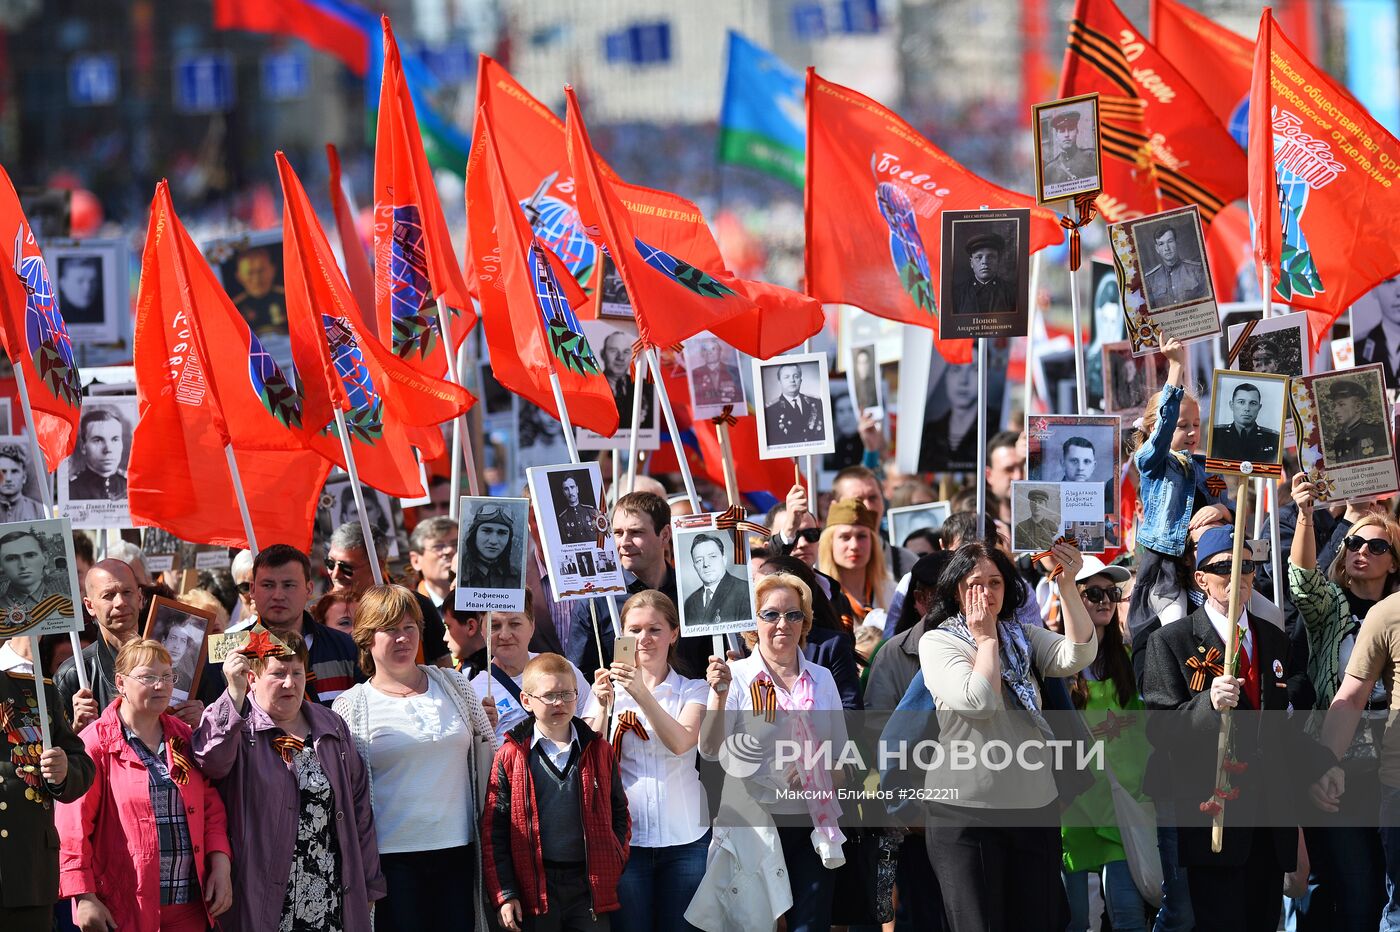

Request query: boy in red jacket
[{"left": 483, "top": 652, "right": 630, "bottom": 930}]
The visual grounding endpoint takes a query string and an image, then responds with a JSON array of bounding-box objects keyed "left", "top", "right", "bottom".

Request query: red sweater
[{"left": 482, "top": 716, "right": 630, "bottom": 917}]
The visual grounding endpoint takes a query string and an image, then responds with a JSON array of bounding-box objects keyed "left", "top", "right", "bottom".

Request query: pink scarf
[{"left": 755, "top": 670, "right": 845, "bottom": 850}]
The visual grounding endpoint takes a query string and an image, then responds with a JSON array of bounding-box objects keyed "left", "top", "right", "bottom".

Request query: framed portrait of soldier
[
  {"left": 57, "top": 397, "right": 136, "bottom": 528},
  {"left": 1026, "top": 415, "right": 1122, "bottom": 547},
  {"left": 753, "top": 352, "right": 835, "bottom": 459},
  {"left": 1291, "top": 365, "right": 1398, "bottom": 502},
  {"left": 44, "top": 238, "right": 125, "bottom": 343},
  {"left": 897, "top": 330, "right": 1011, "bottom": 474},
  {"left": 203, "top": 229, "right": 292, "bottom": 370},
  {"left": 0, "top": 437, "right": 49, "bottom": 525},
  {"left": 1348, "top": 274, "right": 1400, "bottom": 390},
  {"left": 1010, "top": 481, "right": 1107, "bottom": 553},
  {"left": 1111, "top": 206, "right": 1221, "bottom": 354},
  {"left": 576, "top": 320, "right": 660, "bottom": 451},
  {"left": 1227, "top": 313, "right": 1308, "bottom": 378},
  {"left": 939, "top": 209, "right": 1031, "bottom": 340},
  {"left": 455, "top": 496, "right": 530, "bottom": 613},
  {"left": 684, "top": 333, "right": 748, "bottom": 420},
  {"left": 142, "top": 596, "right": 213, "bottom": 704},
  {"left": 526, "top": 462, "right": 626, "bottom": 603},
  {"left": 140, "top": 527, "right": 183, "bottom": 574},
  {"left": 593, "top": 253, "right": 634, "bottom": 320},
  {"left": 0, "top": 516, "right": 82, "bottom": 638},
  {"left": 672, "top": 514, "right": 757, "bottom": 638},
  {"left": 846, "top": 341, "right": 883, "bottom": 419},
  {"left": 320, "top": 474, "right": 401, "bottom": 559},
  {"left": 1102, "top": 342, "right": 1164, "bottom": 421},
  {"left": 1206, "top": 369, "right": 1290, "bottom": 474},
  {"left": 1032, "top": 93, "right": 1103, "bottom": 204},
  {"left": 888, "top": 502, "right": 952, "bottom": 550}
]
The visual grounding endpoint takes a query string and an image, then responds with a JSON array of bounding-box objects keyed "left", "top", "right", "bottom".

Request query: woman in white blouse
[
  {"left": 586, "top": 590, "right": 708, "bottom": 932},
  {"left": 917, "top": 540, "right": 1096, "bottom": 932},
  {"left": 333, "top": 585, "right": 499, "bottom": 932}
]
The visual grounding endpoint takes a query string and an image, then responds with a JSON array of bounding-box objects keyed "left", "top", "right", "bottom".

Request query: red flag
[
  {"left": 1150, "top": 0, "right": 1252, "bottom": 133},
  {"left": 212, "top": 0, "right": 370, "bottom": 76},
  {"left": 278, "top": 152, "right": 474, "bottom": 498},
  {"left": 374, "top": 16, "right": 474, "bottom": 369},
  {"left": 564, "top": 87, "right": 757, "bottom": 350},
  {"left": 805, "top": 70, "right": 1062, "bottom": 365},
  {"left": 0, "top": 165, "right": 80, "bottom": 472},
  {"left": 467, "top": 104, "right": 619, "bottom": 437},
  {"left": 129, "top": 182, "right": 329, "bottom": 550},
  {"left": 1249, "top": 10, "right": 1400, "bottom": 352},
  {"left": 1060, "top": 0, "right": 1247, "bottom": 225},
  {"left": 327, "top": 144, "right": 376, "bottom": 335}
]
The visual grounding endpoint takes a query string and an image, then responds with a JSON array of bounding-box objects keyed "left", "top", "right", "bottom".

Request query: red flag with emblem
[
  {"left": 805, "top": 70, "right": 1062, "bottom": 365},
  {"left": 327, "top": 143, "right": 376, "bottom": 334},
  {"left": 128, "top": 182, "right": 329, "bottom": 550},
  {"left": 278, "top": 152, "right": 474, "bottom": 498},
  {"left": 1059, "top": 0, "right": 1247, "bottom": 226},
  {"left": 1249, "top": 10, "right": 1400, "bottom": 352},
  {"left": 0, "top": 165, "right": 81, "bottom": 473},
  {"left": 374, "top": 16, "right": 474, "bottom": 370},
  {"left": 467, "top": 104, "right": 619, "bottom": 437},
  {"left": 1150, "top": 0, "right": 1252, "bottom": 133}
]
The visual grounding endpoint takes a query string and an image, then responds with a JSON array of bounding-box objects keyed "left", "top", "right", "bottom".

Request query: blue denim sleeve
[{"left": 1134, "top": 383, "right": 1183, "bottom": 478}]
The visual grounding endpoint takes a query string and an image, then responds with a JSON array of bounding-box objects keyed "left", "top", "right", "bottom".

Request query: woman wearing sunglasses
[
  {"left": 1289, "top": 473, "right": 1400, "bottom": 928},
  {"left": 1059, "top": 557, "right": 1152, "bottom": 932}
]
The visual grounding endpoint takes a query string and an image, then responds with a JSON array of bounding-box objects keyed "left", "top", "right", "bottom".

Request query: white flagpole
[
  {"left": 646, "top": 348, "right": 700, "bottom": 511},
  {"left": 435, "top": 297, "right": 481, "bottom": 511},
  {"left": 1068, "top": 198, "right": 1088, "bottom": 415},
  {"left": 14, "top": 365, "right": 87, "bottom": 692},
  {"left": 333, "top": 408, "right": 385, "bottom": 587},
  {"left": 975, "top": 338, "right": 989, "bottom": 540},
  {"left": 222, "top": 445, "right": 259, "bottom": 554},
  {"left": 625, "top": 360, "right": 645, "bottom": 495},
  {"left": 1024, "top": 252, "right": 1042, "bottom": 433},
  {"left": 29, "top": 637, "right": 51, "bottom": 747}
]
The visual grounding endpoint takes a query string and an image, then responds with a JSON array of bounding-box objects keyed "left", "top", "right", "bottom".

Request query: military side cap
[
  {"left": 825, "top": 497, "right": 880, "bottom": 532},
  {"left": 965, "top": 232, "right": 1005, "bottom": 256},
  {"left": 1051, "top": 110, "right": 1082, "bottom": 128}
]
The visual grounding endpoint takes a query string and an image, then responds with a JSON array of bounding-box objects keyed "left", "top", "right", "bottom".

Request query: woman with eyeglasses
[
  {"left": 1288, "top": 473, "right": 1400, "bottom": 928},
  {"left": 583, "top": 590, "right": 709, "bottom": 932},
  {"left": 333, "top": 585, "right": 499, "bottom": 931},
  {"left": 1058, "top": 558, "right": 1152, "bottom": 932},
  {"left": 698, "top": 573, "right": 850, "bottom": 932},
  {"left": 57, "top": 639, "right": 233, "bottom": 932}
]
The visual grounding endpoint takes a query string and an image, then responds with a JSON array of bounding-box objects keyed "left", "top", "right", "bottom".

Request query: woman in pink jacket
[{"left": 57, "top": 639, "right": 233, "bottom": 931}]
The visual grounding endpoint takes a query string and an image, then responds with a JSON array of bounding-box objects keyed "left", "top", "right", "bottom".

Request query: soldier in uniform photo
[
  {"left": 1142, "top": 224, "right": 1209, "bottom": 309},
  {"left": 555, "top": 473, "right": 603, "bottom": 545},
  {"left": 459, "top": 504, "right": 520, "bottom": 589},
  {"left": 229, "top": 246, "right": 287, "bottom": 335},
  {"left": 682, "top": 533, "right": 750, "bottom": 625},
  {"left": 0, "top": 530, "right": 69, "bottom": 615},
  {"left": 850, "top": 346, "right": 879, "bottom": 413},
  {"left": 953, "top": 231, "right": 1015, "bottom": 316},
  {"left": 0, "top": 445, "right": 43, "bottom": 523},
  {"left": 67, "top": 407, "right": 126, "bottom": 501},
  {"left": 1321, "top": 379, "right": 1389, "bottom": 465},
  {"left": 763, "top": 363, "right": 826, "bottom": 446},
  {"left": 691, "top": 336, "right": 744, "bottom": 408},
  {"left": 1044, "top": 109, "right": 1096, "bottom": 186},
  {"left": 1211, "top": 382, "right": 1281, "bottom": 462},
  {"left": 1015, "top": 488, "right": 1061, "bottom": 551},
  {"left": 1356, "top": 274, "right": 1400, "bottom": 389}
]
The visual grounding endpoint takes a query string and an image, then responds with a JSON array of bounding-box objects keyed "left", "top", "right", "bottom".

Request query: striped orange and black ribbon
[
  {"left": 1186, "top": 647, "right": 1224, "bottom": 692},
  {"left": 611, "top": 709, "right": 649, "bottom": 756},
  {"left": 711, "top": 405, "right": 738, "bottom": 427},
  {"left": 1059, "top": 193, "right": 1100, "bottom": 271},
  {"left": 271, "top": 733, "right": 305, "bottom": 765},
  {"left": 1225, "top": 320, "right": 1261, "bottom": 367},
  {"left": 167, "top": 735, "right": 192, "bottom": 786},
  {"left": 750, "top": 678, "right": 777, "bottom": 724},
  {"left": 1204, "top": 458, "right": 1284, "bottom": 478}
]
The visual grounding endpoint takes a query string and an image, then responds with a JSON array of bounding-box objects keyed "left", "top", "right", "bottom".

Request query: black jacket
[{"left": 54, "top": 635, "right": 119, "bottom": 722}]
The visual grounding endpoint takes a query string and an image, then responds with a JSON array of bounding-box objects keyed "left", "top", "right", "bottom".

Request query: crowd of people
[{"left": 3, "top": 335, "right": 1400, "bottom": 931}]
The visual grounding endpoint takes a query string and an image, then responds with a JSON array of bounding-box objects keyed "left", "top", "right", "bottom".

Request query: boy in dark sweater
[{"left": 483, "top": 652, "right": 630, "bottom": 930}]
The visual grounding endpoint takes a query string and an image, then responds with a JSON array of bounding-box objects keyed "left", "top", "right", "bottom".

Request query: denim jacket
[{"left": 1134, "top": 384, "right": 1229, "bottom": 556}]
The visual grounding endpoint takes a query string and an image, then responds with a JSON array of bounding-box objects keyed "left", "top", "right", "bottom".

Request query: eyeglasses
[
  {"left": 794, "top": 528, "right": 821, "bottom": 544},
  {"left": 324, "top": 558, "right": 357, "bottom": 577},
  {"left": 1345, "top": 536, "right": 1394, "bottom": 558},
  {"left": 525, "top": 690, "right": 577, "bottom": 706},
  {"left": 757, "top": 609, "right": 806, "bottom": 626},
  {"left": 417, "top": 541, "right": 456, "bottom": 556},
  {"left": 1200, "top": 560, "right": 1256, "bottom": 577},
  {"left": 1080, "top": 585, "right": 1123, "bottom": 605},
  {"left": 127, "top": 673, "right": 177, "bottom": 688},
  {"left": 236, "top": 581, "right": 251, "bottom": 595}
]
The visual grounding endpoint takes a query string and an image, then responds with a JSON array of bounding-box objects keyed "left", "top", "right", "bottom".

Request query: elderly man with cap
[
  {"left": 1015, "top": 488, "right": 1060, "bottom": 551},
  {"left": 459, "top": 505, "right": 518, "bottom": 590},
  {"left": 0, "top": 444, "right": 42, "bottom": 523},
  {"left": 1141, "top": 526, "right": 1338, "bottom": 931},
  {"left": 1045, "top": 108, "right": 1097, "bottom": 185},
  {"left": 1143, "top": 223, "right": 1208, "bottom": 308},
  {"left": 953, "top": 230, "right": 1016, "bottom": 316},
  {"left": 1323, "top": 378, "right": 1388, "bottom": 463}
]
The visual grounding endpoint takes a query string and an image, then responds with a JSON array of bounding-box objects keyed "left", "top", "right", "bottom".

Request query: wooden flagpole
[
  {"left": 1068, "top": 198, "right": 1088, "bottom": 415},
  {"left": 1211, "top": 474, "right": 1252, "bottom": 851},
  {"left": 333, "top": 408, "right": 385, "bottom": 587}
]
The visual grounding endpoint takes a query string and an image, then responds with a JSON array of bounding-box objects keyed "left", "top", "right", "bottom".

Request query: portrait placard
[
  {"left": 1026, "top": 415, "right": 1121, "bottom": 548},
  {"left": 1010, "top": 481, "right": 1106, "bottom": 553},
  {"left": 752, "top": 352, "right": 836, "bottom": 459},
  {"left": 142, "top": 595, "right": 213, "bottom": 704},
  {"left": 846, "top": 341, "right": 883, "bottom": 419},
  {"left": 1032, "top": 93, "right": 1103, "bottom": 204},
  {"left": 888, "top": 502, "right": 952, "bottom": 550},
  {"left": 684, "top": 333, "right": 748, "bottom": 420},
  {"left": 203, "top": 228, "right": 291, "bottom": 371},
  {"left": 0, "top": 516, "right": 82, "bottom": 638},
  {"left": 57, "top": 396, "right": 137, "bottom": 528},
  {"left": 320, "top": 474, "right": 402, "bottom": 559},
  {"left": 938, "top": 208, "right": 1031, "bottom": 340},
  {"left": 577, "top": 319, "right": 660, "bottom": 451},
  {"left": 1110, "top": 205, "right": 1221, "bottom": 355},
  {"left": 837, "top": 307, "right": 903, "bottom": 369},
  {"left": 1226, "top": 312, "right": 1309, "bottom": 377},
  {"left": 672, "top": 513, "right": 757, "bottom": 638},
  {"left": 456, "top": 496, "right": 530, "bottom": 613},
  {"left": 1291, "top": 364, "right": 1397, "bottom": 502},
  {"left": 1206, "top": 369, "right": 1291, "bottom": 476},
  {"left": 1349, "top": 275, "right": 1400, "bottom": 390},
  {"left": 1101, "top": 341, "right": 1164, "bottom": 421},
  {"left": 43, "top": 238, "right": 125, "bottom": 343},
  {"left": 896, "top": 331, "right": 1011, "bottom": 474},
  {"left": 593, "top": 253, "right": 633, "bottom": 321},
  {"left": 526, "top": 462, "right": 626, "bottom": 602},
  {"left": 141, "top": 527, "right": 183, "bottom": 574},
  {"left": 0, "top": 435, "right": 51, "bottom": 524}
]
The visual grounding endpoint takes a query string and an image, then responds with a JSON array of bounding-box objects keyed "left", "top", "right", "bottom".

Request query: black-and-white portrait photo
[
  {"left": 58, "top": 398, "right": 137, "bottom": 529},
  {"left": 1351, "top": 274, "right": 1400, "bottom": 390},
  {"left": 549, "top": 468, "right": 603, "bottom": 545},
  {"left": 0, "top": 517, "right": 81, "bottom": 637},
  {"left": 141, "top": 527, "right": 183, "bottom": 574},
  {"left": 595, "top": 254, "right": 633, "bottom": 320},
  {"left": 1317, "top": 371, "right": 1391, "bottom": 467},
  {"left": 1102, "top": 342, "right": 1163, "bottom": 416},
  {"left": 1087, "top": 261, "right": 1125, "bottom": 411},
  {"left": 674, "top": 522, "right": 756, "bottom": 636},
  {"left": 144, "top": 596, "right": 213, "bottom": 703},
  {"left": 685, "top": 334, "right": 746, "bottom": 419},
  {"left": 0, "top": 439, "right": 45, "bottom": 524},
  {"left": 47, "top": 239, "right": 125, "bottom": 343},
  {"left": 1011, "top": 483, "right": 1063, "bottom": 553},
  {"left": 578, "top": 320, "right": 659, "bottom": 451},
  {"left": 1228, "top": 313, "right": 1307, "bottom": 377},
  {"left": 526, "top": 462, "right": 626, "bottom": 604},
  {"left": 848, "top": 342, "right": 882, "bottom": 417},
  {"left": 56, "top": 254, "right": 103, "bottom": 325},
  {"left": 1027, "top": 416, "right": 1120, "bottom": 545},
  {"left": 1033, "top": 93, "right": 1102, "bottom": 203},
  {"left": 753, "top": 353, "right": 835, "bottom": 459},
  {"left": 940, "top": 209, "right": 1030, "bottom": 340},
  {"left": 322, "top": 475, "right": 401, "bottom": 559},
  {"left": 456, "top": 496, "right": 529, "bottom": 612},
  {"left": 1132, "top": 214, "right": 1212, "bottom": 313},
  {"left": 913, "top": 342, "right": 1010, "bottom": 474},
  {"left": 1207, "top": 370, "right": 1289, "bottom": 466},
  {"left": 888, "top": 502, "right": 951, "bottom": 550}
]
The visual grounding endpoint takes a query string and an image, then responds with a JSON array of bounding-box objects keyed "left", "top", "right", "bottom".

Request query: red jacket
[
  {"left": 482, "top": 716, "right": 630, "bottom": 917},
  {"left": 57, "top": 700, "right": 231, "bottom": 932}
]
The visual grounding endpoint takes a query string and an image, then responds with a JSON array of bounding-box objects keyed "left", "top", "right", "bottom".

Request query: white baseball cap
[{"left": 1074, "top": 554, "right": 1131, "bottom": 584}]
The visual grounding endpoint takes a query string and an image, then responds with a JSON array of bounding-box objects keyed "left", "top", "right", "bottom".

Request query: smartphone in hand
[{"left": 615, "top": 635, "right": 637, "bottom": 667}]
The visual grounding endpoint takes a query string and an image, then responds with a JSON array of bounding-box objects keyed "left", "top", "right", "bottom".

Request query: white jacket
[{"left": 684, "top": 782, "right": 793, "bottom": 931}]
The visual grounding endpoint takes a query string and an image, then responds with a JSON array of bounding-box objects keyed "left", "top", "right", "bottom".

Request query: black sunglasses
[
  {"left": 1345, "top": 536, "right": 1394, "bottom": 557},
  {"left": 1200, "top": 560, "right": 1256, "bottom": 577},
  {"left": 236, "top": 581, "right": 251, "bottom": 595},
  {"left": 794, "top": 528, "right": 822, "bottom": 544},
  {"left": 1080, "top": 585, "right": 1122, "bottom": 605},
  {"left": 324, "top": 558, "right": 356, "bottom": 577}
]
